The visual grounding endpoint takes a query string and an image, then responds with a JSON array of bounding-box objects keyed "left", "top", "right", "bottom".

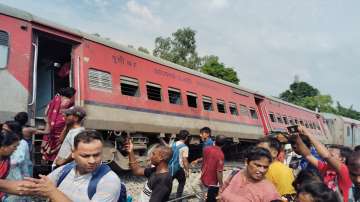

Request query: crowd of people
[{"left": 0, "top": 87, "right": 358, "bottom": 202}]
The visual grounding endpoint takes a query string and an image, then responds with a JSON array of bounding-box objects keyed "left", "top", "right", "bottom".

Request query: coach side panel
[{"left": 0, "top": 14, "right": 32, "bottom": 121}]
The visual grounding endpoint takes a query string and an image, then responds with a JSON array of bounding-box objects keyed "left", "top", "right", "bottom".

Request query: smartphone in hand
[{"left": 287, "top": 125, "right": 299, "bottom": 134}]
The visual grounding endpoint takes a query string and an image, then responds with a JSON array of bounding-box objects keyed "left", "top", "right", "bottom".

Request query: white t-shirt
[
  {"left": 56, "top": 127, "right": 85, "bottom": 160},
  {"left": 49, "top": 164, "right": 121, "bottom": 202},
  {"left": 175, "top": 141, "right": 189, "bottom": 168}
]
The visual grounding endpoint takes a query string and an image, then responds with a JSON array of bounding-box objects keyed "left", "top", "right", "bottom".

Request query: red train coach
[{"left": 0, "top": 4, "right": 331, "bottom": 169}]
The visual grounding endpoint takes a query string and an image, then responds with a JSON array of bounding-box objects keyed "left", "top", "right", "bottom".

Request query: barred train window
[
  {"left": 88, "top": 69, "right": 112, "bottom": 91},
  {"left": 269, "top": 113, "right": 276, "bottom": 122},
  {"left": 240, "top": 105, "right": 249, "bottom": 117},
  {"left": 120, "top": 76, "right": 139, "bottom": 96},
  {"left": 249, "top": 108, "right": 258, "bottom": 119},
  {"left": 0, "top": 31, "right": 9, "bottom": 69},
  {"left": 146, "top": 82, "right": 162, "bottom": 101},
  {"left": 168, "top": 87, "right": 181, "bottom": 104},
  {"left": 283, "top": 116, "right": 288, "bottom": 125},
  {"left": 202, "top": 96, "right": 213, "bottom": 111},
  {"left": 229, "top": 102, "right": 238, "bottom": 115},
  {"left": 217, "top": 100, "right": 226, "bottom": 113},
  {"left": 187, "top": 92, "right": 197, "bottom": 108}
]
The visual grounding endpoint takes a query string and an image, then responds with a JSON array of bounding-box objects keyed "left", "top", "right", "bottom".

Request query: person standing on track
[
  {"left": 191, "top": 127, "right": 214, "bottom": 166},
  {"left": 126, "top": 139, "right": 173, "bottom": 202},
  {"left": 200, "top": 135, "right": 226, "bottom": 199},
  {"left": 168, "top": 130, "right": 190, "bottom": 200}
]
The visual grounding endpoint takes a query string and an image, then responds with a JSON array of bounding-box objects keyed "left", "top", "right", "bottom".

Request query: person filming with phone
[{"left": 290, "top": 125, "right": 353, "bottom": 202}]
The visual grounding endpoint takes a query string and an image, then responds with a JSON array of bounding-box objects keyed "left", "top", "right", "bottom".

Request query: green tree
[
  {"left": 153, "top": 27, "right": 201, "bottom": 70},
  {"left": 138, "top": 46, "right": 150, "bottom": 54},
  {"left": 336, "top": 102, "right": 360, "bottom": 120},
  {"left": 279, "top": 81, "right": 319, "bottom": 103},
  {"left": 297, "top": 95, "right": 336, "bottom": 113},
  {"left": 200, "top": 55, "right": 239, "bottom": 84}
]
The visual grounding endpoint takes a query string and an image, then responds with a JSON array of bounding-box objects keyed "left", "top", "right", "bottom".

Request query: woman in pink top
[{"left": 220, "top": 147, "right": 281, "bottom": 202}]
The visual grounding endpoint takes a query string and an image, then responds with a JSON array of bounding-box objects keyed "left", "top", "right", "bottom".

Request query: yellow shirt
[{"left": 265, "top": 161, "right": 296, "bottom": 196}]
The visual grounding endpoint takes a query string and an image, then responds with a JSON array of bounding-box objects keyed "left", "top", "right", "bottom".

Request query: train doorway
[{"left": 33, "top": 33, "right": 75, "bottom": 118}]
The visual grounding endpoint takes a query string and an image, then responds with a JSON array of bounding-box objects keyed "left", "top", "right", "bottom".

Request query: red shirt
[
  {"left": 201, "top": 146, "right": 224, "bottom": 186},
  {"left": 317, "top": 161, "right": 352, "bottom": 202}
]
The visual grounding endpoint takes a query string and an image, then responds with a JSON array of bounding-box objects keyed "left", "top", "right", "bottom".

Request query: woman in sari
[
  {"left": 0, "top": 131, "right": 20, "bottom": 200},
  {"left": 41, "top": 87, "right": 76, "bottom": 162}
]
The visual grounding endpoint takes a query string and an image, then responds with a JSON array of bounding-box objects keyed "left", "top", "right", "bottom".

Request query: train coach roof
[
  {"left": 1, "top": 2, "right": 323, "bottom": 117},
  {"left": 322, "top": 113, "right": 360, "bottom": 125},
  {"left": 267, "top": 96, "right": 320, "bottom": 115},
  {"left": 0, "top": 3, "right": 260, "bottom": 95}
]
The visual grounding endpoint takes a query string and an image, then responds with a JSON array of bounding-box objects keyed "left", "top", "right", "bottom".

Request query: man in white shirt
[
  {"left": 21, "top": 130, "right": 121, "bottom": 202},
  {"left": 55, "top": 106, "right": 86, "bottom": 167}
]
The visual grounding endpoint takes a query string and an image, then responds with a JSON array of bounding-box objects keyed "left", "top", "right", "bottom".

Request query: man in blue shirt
[
  {"left": 200, "top": 127, "right": 214, "bottom": 149},
  {"left": 191, "top": 127, "right": 214, "bottom": 166}
]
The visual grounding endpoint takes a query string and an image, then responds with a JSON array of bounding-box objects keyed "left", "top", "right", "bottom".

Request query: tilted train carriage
[{"left": 1, "top": 3, "right": 353, "bottom": 172}]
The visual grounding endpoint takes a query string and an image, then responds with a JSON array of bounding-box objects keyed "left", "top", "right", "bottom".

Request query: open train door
[
  {"left": 254, "top": 94, "right": 271, "bottom": 135},
  {"left": 28, "top": 28, "right": 81, "bottom": 175}
]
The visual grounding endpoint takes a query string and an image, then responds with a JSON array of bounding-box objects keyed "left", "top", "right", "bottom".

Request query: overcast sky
[{"left": 1, "top": 0, "right": 359, "bottom": 110}]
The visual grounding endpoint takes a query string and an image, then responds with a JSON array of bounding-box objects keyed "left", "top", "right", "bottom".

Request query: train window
[
  {"left": 240, "top": 105, "right": 249, "bottom": 117},
  {"left": 269, "top": 113, "right": 276, "bottom": 122},
  {"left": 0, "top": 31, "right": 9, "bottom": 69},
  {"left": 283, "top": 116, "right": 288, "bottom": 125},
  {"left": 249, "top": 108, "right": 258, "bottom": 119},
  {"left": 277, "top": 115, "right": 283, "bottom": 123},
  {"left": 309, "top": 122, "right": 314, "bottom": 129},
  {"left": 168, "top": 88, "right": 181, "bottom": 105},
  {"left": 120, "top": 76, "right": 139, "bottom": 96},
  {"left": 202, "top": 96, "right": 213, "bottom": 111},
  {"left": 347, "top": 126, "right": 351, "bottom": 137},
  {"left": 217, "top": 100, "right": 226, "bottom": 113},
  {"left": 146, "top": 82, "right": 162, "bottom": 101},
  {"left": 88, "top": 69, "right": 113, "bottom": 91},
  {"left": 300, "top": 120, "right": 304, "bottom": 126},
  {"left": 289, "top": 118, "right": 294, "bottom": 125},
  {"left": 229, "top": 102, "right": 238, "bottom": 115},
  {"left": 305, "top": 121, "right": 309, "bottom": 128},
  {"left": 294, "top": 119, "right": 298, "bottom": 124},
  {"left": 316, "top": 123, "right": 321, "bottom": 130},
  {"left": 187, "top": 92, "right": 197, "bottom": 108}
]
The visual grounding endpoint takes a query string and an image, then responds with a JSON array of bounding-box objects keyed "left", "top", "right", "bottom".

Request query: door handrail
[{"left": 29, "top": 42, "right": 38, "bottom": 106}]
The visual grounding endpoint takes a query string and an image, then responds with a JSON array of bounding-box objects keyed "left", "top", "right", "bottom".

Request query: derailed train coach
[
  {"left": 322, "top": 113, "right": 360, "bottom": 148},
  {"left": 0, "top": 3, "right": 334, "bottom": 171}
]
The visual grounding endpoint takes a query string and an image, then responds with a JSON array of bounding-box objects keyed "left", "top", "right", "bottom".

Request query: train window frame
[
  {"left": 249, "top": 108, "right": 258, "bottom": 119},
  {"left": 283, "top": 116, "right": 289, "bottom": 125},
  {"left": 239, "top": 105, "right": 249, "bottom": 117},
  {"left": 229, "top": 102, "right": 239, "bottom": 116},
  {"left": 187, "top": 92, "right": 197, "bottom": 108},
  {"left": 202, "top": 96, "right": 213, "bottom": 111},
  {"left": 146, "top": 82, "right": 162, "bottom": 102},
  {"left": 168, "top": 87, "right": 182, "bottom": 105},
  {"left": 289, "top": 117, "right": 294, "bottom": 125},
  {"left": 120, "top": 76, "right": 140, "bottom": 97},
  {"left": 217, "top": 99, "right": 226, "bottom": 113},
  {"left": 305, "top": 121, "right": 309, "bottom": 128},
  {"left": 277, "top": 114, "right": 283, "bottom": 124},
  {"left": 294, "top": 119, "right": 299, "bottom": 125},
  {"left": 0, "top": 31, "right": 9, "bottom": 69},
  {"left": 269, "top": 113, "right": 276, "bottom": 122},
  {"left": 88, "top": 68, "right": 113, "bottom": 91},
  {"left": 316, "top": 123, "right": 321, "bottom": 130}
]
